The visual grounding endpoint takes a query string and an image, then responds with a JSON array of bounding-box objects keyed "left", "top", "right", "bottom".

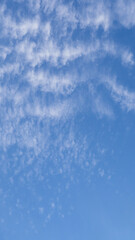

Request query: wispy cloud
[
  {"left": 79, "top": 0, "right": 111, "bottom": 31},
  {"left": 104, "top": 76, "right": 135, "bottom": 111},
  {"left": 115, "top": 0, "right": 135, "bottom": 28},
  {"left": 1, "top": 0, "right": 134, "bottom": 225},
  {"left": 27, "top": 70, "right": 76, "bottom": 95},
  {"left": 0, "top": 0, "right": 135, "bottom": 168}
]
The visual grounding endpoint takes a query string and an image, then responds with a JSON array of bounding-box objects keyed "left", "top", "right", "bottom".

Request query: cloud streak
[
  {"left": 104, "top": 76, "right": 135, "bottom": 111},
  {"left": 0, "top": 0, "right": 135, "bottom": 178}
]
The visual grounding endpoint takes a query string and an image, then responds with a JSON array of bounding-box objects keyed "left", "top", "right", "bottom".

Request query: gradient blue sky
[{"left": 0, "top": 0, "right": 135, "bottom": 239}]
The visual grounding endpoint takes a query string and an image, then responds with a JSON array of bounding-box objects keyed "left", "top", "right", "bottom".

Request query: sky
[{"left": 0, "top": 0, "right": 135, "bottom": 239}]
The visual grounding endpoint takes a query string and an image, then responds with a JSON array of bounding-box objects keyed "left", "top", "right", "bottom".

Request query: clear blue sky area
[{"left": 0, "top": 0, "right": 135, "bottom": 239}]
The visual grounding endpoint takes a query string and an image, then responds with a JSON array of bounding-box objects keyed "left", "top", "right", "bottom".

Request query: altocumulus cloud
[{"left": 0, "top": 0, "right": 135, "bottom": 225}]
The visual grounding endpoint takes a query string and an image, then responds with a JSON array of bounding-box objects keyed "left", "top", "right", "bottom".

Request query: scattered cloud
[
  {"left": 104, "top": 76, "right": 135, "bottom": 111},
  {"left": 1, "top": 0, "right": 135, "bottom": 227},
  {"left": 0, "top": 0, "right": 135, "bottom": 178},
  {"left": 115, "top": 0, "right": 135, "bottom": 28},
  {"left": 79, "top": 0, "right": 112, "bottom": 31}
]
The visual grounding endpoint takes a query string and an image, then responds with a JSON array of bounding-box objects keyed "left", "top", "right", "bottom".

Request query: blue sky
[{"left": 0, "top": 0, "right": 135, "bottom": 239}]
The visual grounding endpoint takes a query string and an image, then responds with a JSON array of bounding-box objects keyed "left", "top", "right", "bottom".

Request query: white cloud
[
  {"left": 104, "top": 76, "right": 135, "bottom": 111},
  {"left": 0, "top": 0, "right": 135, "bottom": 156},
  {"left": 27, "top": 70, "right": 76, "bottom": 95},
  {"left": 93, "top": 95, "right": 114, "bottom": 118},
  {"left": 0, "top": 1, "right": 134, "bottom": 74},
  {"left": 25, "top": 98, "right": 73, "bottom": 119},
  {"left": 102, "top": 41, "right": 134, "bottom": 65},
  {"left": 98, "top": 168, "right": 104, "bottom": 177},
  {"left": 121, "top": 50, "right": 134, "bottom": 65},
  {"left": 28, "top": 0, "right": 41, "bottom": 12},
  {"left": 0, "top": 63, "right": 20, "bottom": 78},
  {"left": 0, "top": 7, "right": 40, "bottom": 39},
  {"left": 115, "top": 0, "right": 135, "bottom": 28},
  {"left": 0, "top": 46, "right": 12, "bottom": 60},
  {"left": 79, "top": 1, "right": 111, "bottom": 31},
  {"left": 89, "top": 83, "right": 114, "bottom": 118},
  {"left": 42, "top": 0, "right": 57, "bottom": 13}
]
